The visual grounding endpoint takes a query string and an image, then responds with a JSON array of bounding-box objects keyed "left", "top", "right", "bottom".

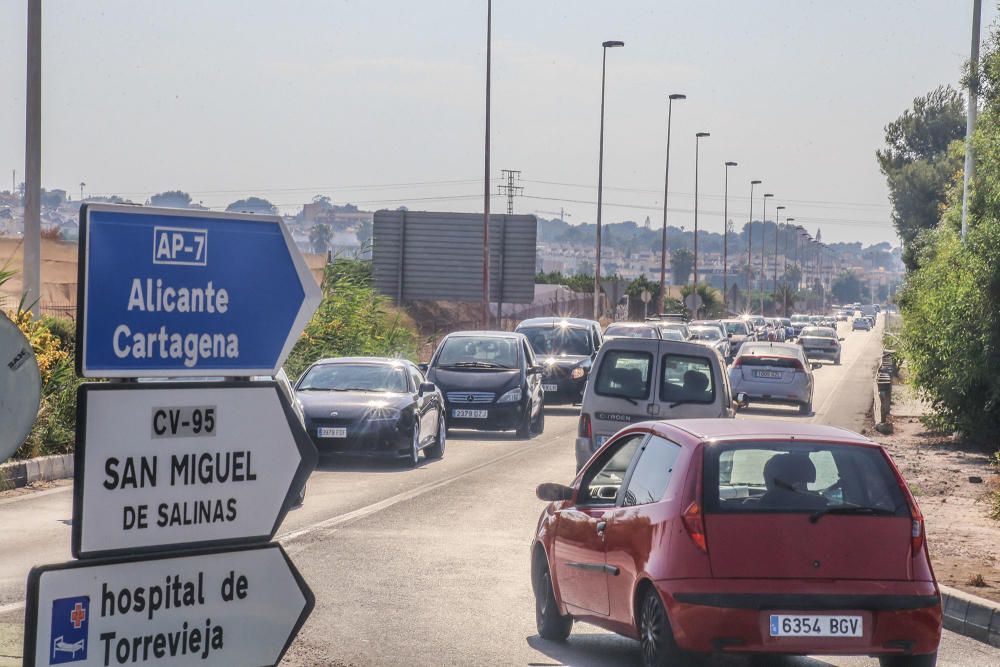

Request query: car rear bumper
[
  {"left": 802, "top": 347, "right": 839, "bottom": 360},
  {"left": 730, "top": 378, "right": 810, "bottom": 405},
  {"left": 656, "top": 578, "right": 941, "bottom": 656}
]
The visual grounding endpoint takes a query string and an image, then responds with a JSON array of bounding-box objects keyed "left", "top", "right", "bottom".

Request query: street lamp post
[
  {"left": 594, "top": 39, "right": 625, "bottom": 320},
  {"left": 692, "top": 132, "right": 710, "bottom": 293},
  {"left": 783, "top": 217, "right": 795, "bottom": 316},
  {"left": 774, "top": 205, "right": 785, "bottom": 293},
  {"left": 760, "top": 193, "right": 773, "bottom": 316},
  {"left": 747, "top": 180, "right": 761, "bottom": 306},
  {"left": 658, "top": 93, "right": 686, "bottom": 315},
  {"left": 723, "top": 161, "right": 738, "bottom": 314}
]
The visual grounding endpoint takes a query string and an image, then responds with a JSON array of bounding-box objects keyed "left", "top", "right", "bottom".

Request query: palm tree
[
  {"left": 773, "top": 283, "right": 799, "bottom": 317},
  {"left": 681, "top": 282, "right": 723, "bottom": 317}
]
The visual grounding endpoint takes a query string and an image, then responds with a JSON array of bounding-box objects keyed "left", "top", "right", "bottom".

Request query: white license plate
[
  {"left": 595, "top": 435, "right": 610, "bottom": 447},
  {"left": 452, "top": 409, "right": 488, "bottom": 419},
  {"left": 542, "top": 384, "right": 559, "bottom": 392},
  {"left": 317, "top": 427, "right": 347, "bottom": 438},
  {"left": 753, "top": 370, "right": 782, "bottom": 379},
  {"left": 768, "top": 614, "right": 862, "bottom": 637}
]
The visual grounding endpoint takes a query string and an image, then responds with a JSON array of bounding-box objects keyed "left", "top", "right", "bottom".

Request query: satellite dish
[{"left": 0, "top": 311, "right": 41, "bottom": 463}]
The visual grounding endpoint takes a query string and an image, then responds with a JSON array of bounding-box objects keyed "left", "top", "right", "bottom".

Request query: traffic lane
[
  {"left": 0, "top": 410, "right": 582, "bottom": 609},
  {"left": 281, "top": 403, "right": 996, "bottom": 667},
  {"left": 0, "top": 482, "right": 73, "bottom": 608},
  {"left": 277, "top": 408, "right": 580, "bottom": 541},
  {"left": 736, "top": 321, "right": 883, "bottom": 430}
]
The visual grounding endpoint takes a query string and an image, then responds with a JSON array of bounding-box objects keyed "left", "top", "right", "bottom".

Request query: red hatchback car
[{"left": 530, "top": 419, "right": 941, "bottom": 666}]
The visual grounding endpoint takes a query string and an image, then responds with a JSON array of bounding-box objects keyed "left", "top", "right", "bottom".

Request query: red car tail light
[
  {"left": 731, "top": 357, "right": 743, "bottom": 368},
  {"left": 910, "top": 504, "right": 925, "bottom": 554},
  {"left": 682, "top": 500, "right": 708, "bottom": 553},
  {"left": 578, "top": 413, "right": 592, "bottom": 438}
]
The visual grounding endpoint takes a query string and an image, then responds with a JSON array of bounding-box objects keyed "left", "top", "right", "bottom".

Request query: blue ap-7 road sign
[{"left": 76, "top": 204, "right": 322, "bottom": 377}]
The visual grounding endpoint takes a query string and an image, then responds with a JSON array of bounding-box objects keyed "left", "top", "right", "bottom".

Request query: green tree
[
  {"left": 149, "top": 190, "right": 194, "bottom": 208},
  {"left": 772, "top": 283, "right": 799, "bottom": 317},
  {"left": 670, "top": 248, "right": 694, "bottom": 285},
  {"left": 831, "top": 271, "right": 866, "bottom": 304},
  {"left": 876, "top": 86, "right": 966, "bottom": 269},
  {"left": 680, "top": 282, "right": 723, "bottom": 317},
  {"left": 309, "top": 223, "right": 333, "bottom": 254},
  {"left": 226, "top": 197, "right": 277, "bottom": 215}
]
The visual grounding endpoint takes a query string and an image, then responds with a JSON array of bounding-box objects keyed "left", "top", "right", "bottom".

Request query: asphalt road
[{"left": 2, "top": 320, "right": 998, "bottom": 666}]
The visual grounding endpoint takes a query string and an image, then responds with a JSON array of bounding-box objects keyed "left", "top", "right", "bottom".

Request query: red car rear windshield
[{"left": 703, "top": 442, "right": 909, "bottom": 516}]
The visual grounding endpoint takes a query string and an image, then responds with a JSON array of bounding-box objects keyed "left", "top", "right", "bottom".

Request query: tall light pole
[
  {"left": 746, "top": 180, "right": 761, "bottom": 306},
  {"left": 24, "top": 0, "right": 41, "bottom": 318},
  {"left": 594, "top": 39, "right": 625, "bottom": 319},
  {"left": 692, "top": 132, "right": 710, "bottom": 293},
  {"left": 658, "top": 93, "right": 685, "bottom": 315},
  {"left": 961, "top": 0, "right": 983, "bottom": 243},
  {"left": 774, "top": 205, "right": 785, "bottom": 293},
  {"left": 760, "top": 193, "right": 773, "bottom": 315},
  {"left": 482, "top": 0, "right": 492, "bottom": 328},
  {"left": 783, "top": 217, "right": 795, "bottom": 316},
  {"left": 722, "top": 161, "right": 738, "bottom": 313}
]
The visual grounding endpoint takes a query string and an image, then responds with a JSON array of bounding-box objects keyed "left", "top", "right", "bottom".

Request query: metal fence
[{"left": 0, "top": 296, "right": 75, "bottom": 320}]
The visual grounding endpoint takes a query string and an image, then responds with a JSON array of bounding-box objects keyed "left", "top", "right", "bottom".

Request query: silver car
[
  {"left": 688, "top": 325, "right": 732, "bottom": 360},
  {"left": 798, "top": 326, "right": 843, "bottom": 364},
  {"left": 729, "top": 342, "right": 816, "bottom": 414},
  {"left": 721, "top": 319, "right": 753, "bottom": 355}
]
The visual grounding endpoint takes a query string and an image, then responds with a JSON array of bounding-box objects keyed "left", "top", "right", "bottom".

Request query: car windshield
[
  {"left": 791, "top": 315, "right": 809, "bottom": 322},
  {"left": 659, "top": 328, "right": 685, "bottom": 341},
  {"left": 298, "top": 363, "right": 409, "bottom": 393},
  {"left": 801, "top": 327, "right": 836, "bottom": 338},
  {"left": 605, "top": 324, "right": 657, "bottom": 339},
  {"left": 722, "top": 320, "right": 749, "bottom": 335},
  {"left": 519, "top": 325, "right": 591, "bottom": 356},
  {"left": 435, "top": 336, "right": 518, "bottom": 369},
  {"left": 688, "top": 327, "right": 721, "bottom": 341},
  {"left": 705, "top": 441, "right": 909, "bottom": 516}
]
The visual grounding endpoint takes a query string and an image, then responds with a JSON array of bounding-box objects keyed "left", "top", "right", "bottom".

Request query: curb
[
  {"left": 0, "top": 453, "right": 74, "bottom": 489},
  {"left": 940, "top": 584, "right": 1000, "bottom": 648}
]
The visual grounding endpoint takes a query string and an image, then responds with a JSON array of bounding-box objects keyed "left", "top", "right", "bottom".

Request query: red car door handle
[{"left": 596, "top": 520, "right": 607, "bottom": 533}]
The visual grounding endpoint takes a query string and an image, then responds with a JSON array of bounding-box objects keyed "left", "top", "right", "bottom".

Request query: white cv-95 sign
[{"left": 72, "top": 382, "right": 316, "bottom": 559}]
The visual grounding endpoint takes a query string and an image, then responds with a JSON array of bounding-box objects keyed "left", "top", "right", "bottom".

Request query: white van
[{"left": 574, "top": 337, "right": 734, "bottom": 470}]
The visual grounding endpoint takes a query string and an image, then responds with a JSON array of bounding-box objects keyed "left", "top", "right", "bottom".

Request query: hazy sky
[{"left": 1, "top": 1, "right": 996, "bottom": 246}]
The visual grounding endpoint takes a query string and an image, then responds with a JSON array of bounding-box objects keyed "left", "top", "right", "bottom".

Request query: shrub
[
  {"left": 5, "top": 309, "right": 81, "bottom": 459},
  {"left": 284, "top": 259, "right": 418, "bottom": 380},
  {"left": 898, "top": 220, "right": 1000, "bottom": 442}
]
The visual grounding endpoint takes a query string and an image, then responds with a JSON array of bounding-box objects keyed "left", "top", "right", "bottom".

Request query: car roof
[
  {"left": 442, "top": 330, "right": 524, "bottom": 339},
  {"left": 599, "top": 336, "right": 713, "bottom": 354},
  {"left": 738, "top": 341, "right": 802, "bottom": 356},
  {"left": 651, "top": 418, "right": 873, "bottom": 445},
  {"left": 517, "top": 317, "right": 596, "bottom": 329},
  {"left": 312, "top": 356, "right": 415, "bottom": 366}
]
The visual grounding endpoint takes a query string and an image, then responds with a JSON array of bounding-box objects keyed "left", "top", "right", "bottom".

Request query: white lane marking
[
  {"left": 0, "top": 600, "right": 24, "bottom": 615},
  {"left": 278, "top": 433, "right": 567, "bottom": 543}
]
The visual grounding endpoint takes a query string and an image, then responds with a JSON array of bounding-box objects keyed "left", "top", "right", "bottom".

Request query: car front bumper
[
  {"left": 540, "top": 373, "right": 587, "bottom": 404},
  {"left": 658, "top": 578, "right": 942, "bottom": 657},
  {"left": 307, "top": 420, "right": 412, "bottom": 457},
  {"left": 444, "top": 401, "right": 525, "bottom": 431}
]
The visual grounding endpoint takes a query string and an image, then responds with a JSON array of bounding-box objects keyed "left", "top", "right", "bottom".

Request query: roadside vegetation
[
  {"left": 1, "top": 271, "right": 81, "bottom": 460},
  {"left": 284, "top": 258, "right": 418, "bottom": 380},
  {"left": 887, "top": 24, "right": 1000, "bottom": 452}
]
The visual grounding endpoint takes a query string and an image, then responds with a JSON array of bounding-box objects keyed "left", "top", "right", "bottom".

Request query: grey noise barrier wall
[{"left": 373, "top": 210, "right": 537, "bottom": 304}]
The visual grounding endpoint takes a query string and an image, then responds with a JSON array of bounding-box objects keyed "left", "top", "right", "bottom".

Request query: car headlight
[
  {"left": 571, "top": 367, "right": 586, "bottom": 380},
  {"left": 497, "top": 388, "right": 523, "bottom": 403}
]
